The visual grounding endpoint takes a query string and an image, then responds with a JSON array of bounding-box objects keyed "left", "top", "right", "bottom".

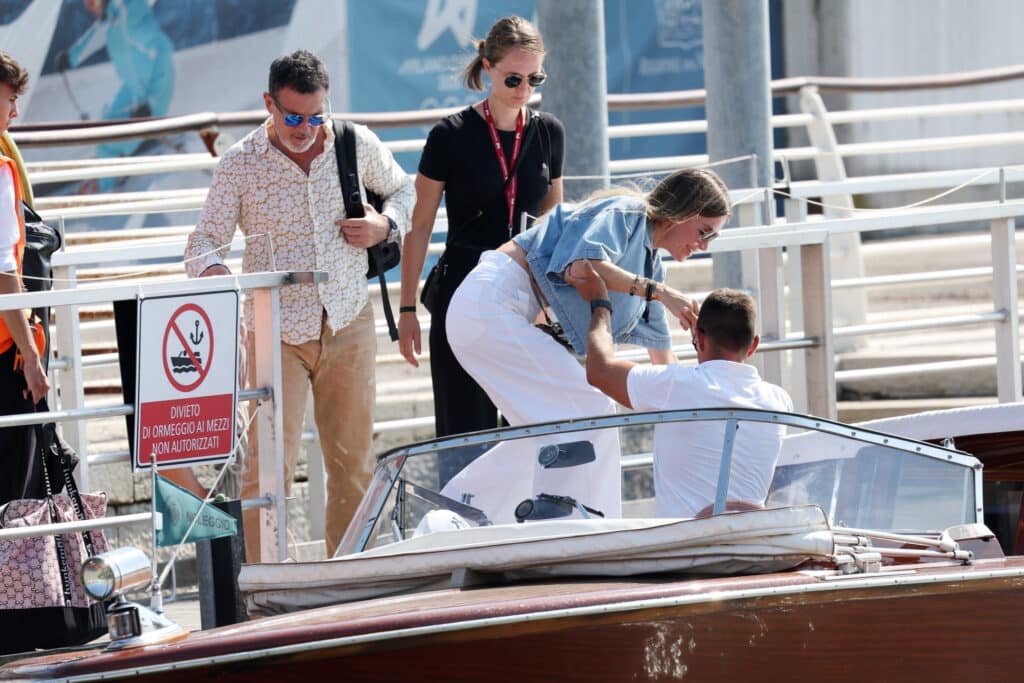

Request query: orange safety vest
[{"left": 0, "top": 154, "right": 42, "bottom": 358}]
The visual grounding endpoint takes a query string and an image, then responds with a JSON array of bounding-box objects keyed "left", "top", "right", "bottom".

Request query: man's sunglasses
[
  {"left": 272, "top": 95, "right": 329, "bottom": 127},
  {"left": 503, "top": 72, "right": 547, "bottom": 89}
]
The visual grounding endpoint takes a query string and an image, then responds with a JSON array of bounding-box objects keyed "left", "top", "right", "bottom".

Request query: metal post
[
  {"left": 703, "top": 0, "right": 774, "bottom": 289},
  {"left": 758, "top": 244, "right": 786, "bottom": 387},
  {"left": 783, "top": 198, "right": 808, "bottom": 413},
  {"left": 53, "top": 263, "right": 88, "bottom": 489},
  {"left": 799, "top": 86, "right": 867, "bottom": 346},
  {"left": 149, "top": 449, "right": 163, "bottom": 614},
  {"left": 757, "top": 189, "right": 785, "bottom": 387},
  {"left": 251, "top": 288, "right": 285, "bottom": 562},
  {"left": 990, "top": 218, "right": 1022, "bottom": 402},
  {"left": 713, "top": 419, "right": 740, "bottom": 514},
  {"left": 801, "top": 239, "right": 836, "bottom": 418},
  {"left": 536, "top": 0, "right": 609, "bottom": 200},
  {"left": 197, "top": 499, "right": 247, "bottom": 628},
  {"left": 736, "top": 202, "right": 763, "bottom": 374}
]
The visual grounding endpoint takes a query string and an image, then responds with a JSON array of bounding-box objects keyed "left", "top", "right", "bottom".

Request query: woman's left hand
[{"left": 658, "top": 286, "right": 700, "bottom": 331}]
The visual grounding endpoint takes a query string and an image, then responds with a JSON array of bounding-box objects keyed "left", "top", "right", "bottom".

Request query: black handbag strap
[
  {"left": 36, "top": 422, "right": 75, "bottom": 606},
  {"left": 35, "top": 403, "right": 98, "bottom": 607},
  {"left": 333, "top": 121, "right": 399, "bottom": 341}
]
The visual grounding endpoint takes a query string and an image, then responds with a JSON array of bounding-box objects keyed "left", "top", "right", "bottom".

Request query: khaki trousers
[{"left": 242, "top": 302, "right": 377, "bottom": 561}]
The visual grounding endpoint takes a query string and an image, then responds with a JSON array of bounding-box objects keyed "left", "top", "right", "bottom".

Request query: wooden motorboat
[{"left": 3, "top": 406, "right": 1023, "bottom": 682}]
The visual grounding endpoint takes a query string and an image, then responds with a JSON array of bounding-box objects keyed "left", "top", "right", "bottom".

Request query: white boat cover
[
  {"left": 241, "top": 505, "right": 835, "bottom": 616},
  {"left": 855, "top": 401, "right": 1024, "bottom": 442},
  {"left": 779, "top": 401, "right": 1024, "bottom": 466}
]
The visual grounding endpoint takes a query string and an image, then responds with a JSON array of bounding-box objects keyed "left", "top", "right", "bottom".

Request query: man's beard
[{"left": 275, "top": 124, "right": 318, "bottom": 154}]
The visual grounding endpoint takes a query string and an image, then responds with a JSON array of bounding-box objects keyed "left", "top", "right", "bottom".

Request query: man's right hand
[
  {"left": 200, "top": 264, "right": 230, "bottom": 277},
  {"left": 565, "top": 259, "right": 609, "bottom": 303},
  {"left": 398, "top": 312, "right": 421, "bottom": 367}
]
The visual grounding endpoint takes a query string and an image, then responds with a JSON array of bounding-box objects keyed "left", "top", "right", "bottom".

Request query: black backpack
[
  {"left": 332, "top": 121, "right": 401, "bottom": 341},
  {"left": 21, "top": 202, "right": 61, "bottom": 371}
]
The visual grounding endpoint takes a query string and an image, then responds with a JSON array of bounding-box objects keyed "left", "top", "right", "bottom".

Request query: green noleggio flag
[{"left": 154, "top": 474, "right": 237, "bottom": 547}]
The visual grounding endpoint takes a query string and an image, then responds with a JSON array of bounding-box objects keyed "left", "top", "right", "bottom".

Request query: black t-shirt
[{"left": 418, "top": 106, "right": 565, "bottom": 252}]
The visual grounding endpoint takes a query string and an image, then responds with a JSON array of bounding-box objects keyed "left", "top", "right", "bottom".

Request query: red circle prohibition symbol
[{"left": 162, "top": 303, "right": 214, "bottom": 392}]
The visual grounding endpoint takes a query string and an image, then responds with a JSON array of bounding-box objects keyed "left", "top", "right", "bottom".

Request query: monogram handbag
[{"left": 0, "top": 422, "right": 109, "bottom": 654}]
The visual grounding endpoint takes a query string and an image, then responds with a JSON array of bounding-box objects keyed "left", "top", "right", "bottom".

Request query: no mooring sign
[{"left": 134, "top": 291, "right": 239, "bottom": 470}]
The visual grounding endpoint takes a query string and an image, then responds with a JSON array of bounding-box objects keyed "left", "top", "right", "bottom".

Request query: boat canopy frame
[{"left": 344, "top": 408, "right": 983, "bottom": 555}]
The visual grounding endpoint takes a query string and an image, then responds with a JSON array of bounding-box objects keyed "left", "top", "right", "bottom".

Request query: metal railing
[
  {"left": 29, "top": 163, "right": 1024, "bottom": 546},
  {"left": 34, "top": 185, "right": 1023, "bottom": 452},
  {"left": 4, "top": 65, "right": 1023, "bottom": 552},
  {"left": 0, "top": 272, "right": 326, "bottom": 567}
]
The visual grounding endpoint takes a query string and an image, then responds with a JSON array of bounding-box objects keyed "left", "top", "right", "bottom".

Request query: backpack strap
[
  {"left": 333, "top": 120, "right": 362, "bottom": 218},
  {"left": 332, "top": 122, "right": 399, "bottom": 341}
]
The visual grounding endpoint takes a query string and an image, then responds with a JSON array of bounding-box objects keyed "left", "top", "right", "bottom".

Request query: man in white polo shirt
[{"left": 566, "top": 261, "right": 793, "bottom": 518}]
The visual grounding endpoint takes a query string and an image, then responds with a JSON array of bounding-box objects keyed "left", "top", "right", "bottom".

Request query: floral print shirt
[{"left": 185, "top": 119, "right": 413, "bottom": 344}]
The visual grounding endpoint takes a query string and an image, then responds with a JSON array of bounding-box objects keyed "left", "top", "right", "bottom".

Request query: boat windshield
[{"left": 338, "top": 409, "right": 981, "bottom": 556}]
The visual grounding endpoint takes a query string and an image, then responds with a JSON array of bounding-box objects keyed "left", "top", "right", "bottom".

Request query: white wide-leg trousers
[{"left": 445, "top": 251, "right": 622, "bottom": 522}]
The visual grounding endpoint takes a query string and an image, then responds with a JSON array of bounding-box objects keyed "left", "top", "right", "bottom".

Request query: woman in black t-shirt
[{"left": 398, "top": 16, "right": 565, "bottom": 443}]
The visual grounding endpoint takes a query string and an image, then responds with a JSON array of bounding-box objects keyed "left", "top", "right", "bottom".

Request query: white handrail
[
  {"left": 6, "top": 197, "right": 1014, "bottom": 559},
  {"left": 8, "top": 86, "right": 1024, "bottom": 557},
  {"left": 23, "top": 98, "right": 1024, "bottom": 186}
]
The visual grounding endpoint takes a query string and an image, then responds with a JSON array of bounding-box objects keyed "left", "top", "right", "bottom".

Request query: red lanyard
[{"left": 481, "top": 99, "right": 524, "bottom": 234}]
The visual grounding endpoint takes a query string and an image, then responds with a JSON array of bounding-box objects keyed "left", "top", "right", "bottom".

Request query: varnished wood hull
[{"left": 6, "top": 558, "right": 1024, "bottom": 682}]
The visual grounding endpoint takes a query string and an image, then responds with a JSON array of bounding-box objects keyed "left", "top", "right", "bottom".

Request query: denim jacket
[{"left": 512, "top": 196, "right": 671, "bottom": 355}]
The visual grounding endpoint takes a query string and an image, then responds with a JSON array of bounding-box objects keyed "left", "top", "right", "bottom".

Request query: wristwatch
[
  {"left": 590, "top": 299, "right": 613, "bottom": 314},
  {"left": 386, "top": 217, "right": 400, "bottom": 243}
]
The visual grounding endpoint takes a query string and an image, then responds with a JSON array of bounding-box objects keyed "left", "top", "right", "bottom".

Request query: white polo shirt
[{"left": 627, "top": 360, "right": 794, "bottom": 518}]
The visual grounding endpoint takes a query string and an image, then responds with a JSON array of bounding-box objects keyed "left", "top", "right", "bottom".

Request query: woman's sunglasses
[
  {"left": 503, "top": 72, "right": 547, "bottom": 89},
  {"left": 272, "top": 95, "right": 329, "bottom": 127},
  {"left": 698, "top": 226, "right": 721, "bottom": 244}
]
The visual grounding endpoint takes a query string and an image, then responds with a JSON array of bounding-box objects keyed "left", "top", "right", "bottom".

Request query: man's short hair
[
  {"left": 268, "top": 50, "right": 329, "bottom": 96},
  {"left": 696, "top": 289, "right": 757, "bottom": 352},
  {"left": 0, "top": 51, "right": 28, "bottom": 95}
]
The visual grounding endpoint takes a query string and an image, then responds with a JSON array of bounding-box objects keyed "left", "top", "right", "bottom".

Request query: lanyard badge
[{"left": 482, "top": 100, "right": 525, "bottom": 236}]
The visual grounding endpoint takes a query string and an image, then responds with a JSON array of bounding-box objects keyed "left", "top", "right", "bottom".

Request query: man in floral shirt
[{"left": 185, "top": 50, "right": 414, "bottom": 560}]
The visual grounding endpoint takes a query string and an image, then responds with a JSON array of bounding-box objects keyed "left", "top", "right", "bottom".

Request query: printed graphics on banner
[{"left": 134, "top": 290, "right": 239, "bottom": 470}]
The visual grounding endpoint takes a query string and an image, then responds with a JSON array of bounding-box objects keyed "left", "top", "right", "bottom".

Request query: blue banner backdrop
[{"left": 347, "top": 0, "right": 712, "bottom": 172}]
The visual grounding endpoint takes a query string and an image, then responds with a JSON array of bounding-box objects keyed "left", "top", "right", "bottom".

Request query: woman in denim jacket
[{"left": 445, "top": 168, "right": 730, "bottom": 518}]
